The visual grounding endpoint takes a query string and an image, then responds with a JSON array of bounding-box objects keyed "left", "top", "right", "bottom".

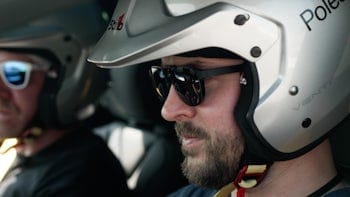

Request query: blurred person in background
[{"left": 0, "top": 0, "right": 131, "bottom": 196}]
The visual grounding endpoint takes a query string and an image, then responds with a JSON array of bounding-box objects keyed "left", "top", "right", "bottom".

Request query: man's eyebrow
[{"left": 189, "top": 58, "right": 245, "bottom": 69}]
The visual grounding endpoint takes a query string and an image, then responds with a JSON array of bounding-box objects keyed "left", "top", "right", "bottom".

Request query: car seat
[{"left": 93, "top": 62, "right": 188, "bottom": 197}]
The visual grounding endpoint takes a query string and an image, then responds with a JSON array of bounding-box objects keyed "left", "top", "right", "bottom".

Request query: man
[
  {"left": 0, "top": 0, "right": 131, "bottom": 196},
  {"left": 88, "top": 0, "right": 350, "bottom": 196}
]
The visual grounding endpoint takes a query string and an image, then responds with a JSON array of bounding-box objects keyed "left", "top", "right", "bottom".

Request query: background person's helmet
[
  {"left": 0, "top": 0, "right": 110, "bottom": 129},
  {"left": 88, "top": 0, "right": 350, "bottom": 165}
]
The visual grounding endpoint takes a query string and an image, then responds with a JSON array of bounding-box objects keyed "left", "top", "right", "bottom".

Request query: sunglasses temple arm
[{"left": 197, "top": 64, "right": 245, "bottom": 79}]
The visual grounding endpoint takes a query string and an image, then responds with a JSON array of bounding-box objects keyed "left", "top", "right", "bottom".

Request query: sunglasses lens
[
  {"left": 173, "top": 71, "right": 204, "bottom": 106},
  {"left": 150, "top": 66, "right": 205, "bottom": 106},
  {"left": 2, "top": 61, "right": 29, "bottom": 88},
  {"left": 150, "top": 67, "right": 171, "bottom": 101}
]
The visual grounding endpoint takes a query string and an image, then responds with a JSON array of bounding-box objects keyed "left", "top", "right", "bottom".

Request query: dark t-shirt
[
  {"left": 0, "top": 128, "right": 131, "bottom": 197},
  {"left": 167, "top": 184, "right": 216, "bottom": 197},
  {"left": 168, "top": 184, "right": 350, "bottom": 197},
  {"left": 324, "top": 187, "right": 350, "bottom": 197}
]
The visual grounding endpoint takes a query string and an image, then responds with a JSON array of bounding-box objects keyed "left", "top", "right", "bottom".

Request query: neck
[
  {"left": 15, "top": 128, "right": 68, "bottom": 157},
  {"left": 238, "top": 140, "right": 340, "bottom": 197}
]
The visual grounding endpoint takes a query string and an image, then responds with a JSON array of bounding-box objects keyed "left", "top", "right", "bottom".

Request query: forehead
[
  {"left": 160, "top": 47, "right": 244, "bottom": 67},
  {"left": 161, "top": 56, "right": 244, "bottom": 68},
  {"left": 0, "top": 51, "right": 33, "bottom": 62},
  {"left": 0, "top": 51, "right": 52, "bottom": 69}
]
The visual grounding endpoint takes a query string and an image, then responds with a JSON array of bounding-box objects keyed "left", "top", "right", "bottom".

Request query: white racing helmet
[
  {"left": 0, "top": 0, "right": 110, "bottom": 129},
  {"left": 88, "top": 0, "right": 350, "bottom": 163}
]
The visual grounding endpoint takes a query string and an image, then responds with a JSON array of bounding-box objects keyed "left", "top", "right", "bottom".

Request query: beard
[
  {"left": 175, "top": 122, "right": 244, "bottom": 189},
  {"left": 0, "top": 97, "right": 23, "bottom": 137}
]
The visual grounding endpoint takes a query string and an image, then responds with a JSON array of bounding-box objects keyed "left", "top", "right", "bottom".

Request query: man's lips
[{"left": 181, "top": 135, "right": 204, "bottom": 147}]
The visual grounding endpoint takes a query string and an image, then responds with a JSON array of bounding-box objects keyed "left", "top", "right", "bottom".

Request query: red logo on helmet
[
  {"left": 107, "top": 13, "right": 125, "bottom": 31},
  {"left": 116, "top": 13, "right": 125, "bottom": 30}
]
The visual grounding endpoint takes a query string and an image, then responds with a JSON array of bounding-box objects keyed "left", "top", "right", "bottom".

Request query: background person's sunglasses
[
  {"left": 0, "top": 60, "right": 48, "bottom": 90},
  {"left": 150, "top": 64, "right": 244, "bottom": 106}
]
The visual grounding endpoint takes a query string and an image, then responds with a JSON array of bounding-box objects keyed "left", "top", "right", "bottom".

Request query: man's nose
[{"left": 161, "top": 86, "right": 196, "bottom": 122}]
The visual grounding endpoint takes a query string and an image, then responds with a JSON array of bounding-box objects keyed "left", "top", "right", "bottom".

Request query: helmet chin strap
[
  {"left": 16, "top": 126, "right": 44, "bottom": 145},
  {"left": 0, "top": 126, "right": 44, "bottom": 154},
  {"left": 214, "top": 148, "right": 271, "bottom": 197},
  {"left": 233, "top": 164, "right": 269, "bottom": 197},
  {"left": 214, "top": 164, "right": 269, "bottom": 197}
]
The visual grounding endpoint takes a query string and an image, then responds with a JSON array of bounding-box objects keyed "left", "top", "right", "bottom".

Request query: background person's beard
[
  {"left": 175, "top": 122, "right": 244, "bottom": 189},
  {"left": 0, "top": 97, "right": 23, "bottom": 138}
]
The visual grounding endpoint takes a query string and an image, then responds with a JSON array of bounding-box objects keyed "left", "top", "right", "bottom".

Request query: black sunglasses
[{"left": 149, "top": 64, "right": 244, "bottom": 106}]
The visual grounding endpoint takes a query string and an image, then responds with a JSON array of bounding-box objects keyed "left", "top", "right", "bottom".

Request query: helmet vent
[
  {"left": 250, "top": 46, "right": 262, "bottom": 58},
  {"left": 234, "top": 14, "right": 250, "bottom": 26},
  {"left": 63, "top": 35, "right": 72, "bottom": 42},
  {"left": 289, "top": 86, "right": 299, "bottom": 96},
  {"left": 302, "top": 118, "right": 312, "bottom": 128},
  {"left": 65, "top": 55, "right": 73, "bottom": 63}
]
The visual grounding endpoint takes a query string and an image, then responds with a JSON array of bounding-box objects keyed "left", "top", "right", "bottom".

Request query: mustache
[{"left": 175, "top": 122, "right": 209, "bottom": 140}]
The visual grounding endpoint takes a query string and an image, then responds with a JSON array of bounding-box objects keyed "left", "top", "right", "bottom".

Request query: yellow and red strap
[{"left": 214, "top": 164, "right": 268, "bottom": 197}]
